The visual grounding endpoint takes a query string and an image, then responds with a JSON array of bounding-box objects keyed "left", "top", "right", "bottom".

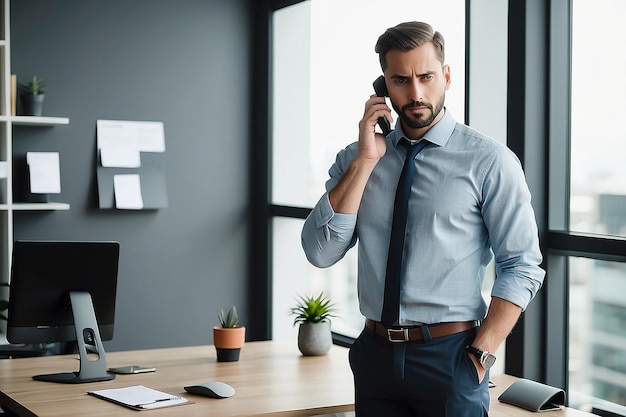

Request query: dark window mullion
[
  {"left": 545, "top": 0, "right": 572, "bottom": 391},
  {"left": 269, "top": 205, "right": 311, "bottom": 219}
]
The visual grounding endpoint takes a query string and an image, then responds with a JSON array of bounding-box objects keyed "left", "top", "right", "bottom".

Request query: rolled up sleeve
[
  {"left": 482, "top": 148, "right": 545, "bottom": 310},
  {"left": 301, "top": 193, "right": 357, "bottom": 268}
]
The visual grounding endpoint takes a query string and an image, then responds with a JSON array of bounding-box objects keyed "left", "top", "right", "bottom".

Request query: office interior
[{"left": 1, "top": 0, "right": 625, "bottom": 415}]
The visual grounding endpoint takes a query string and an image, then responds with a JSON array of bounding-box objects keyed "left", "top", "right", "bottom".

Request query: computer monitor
[{"left": 7, "top": 240, "right": 120, "bottom": 384}]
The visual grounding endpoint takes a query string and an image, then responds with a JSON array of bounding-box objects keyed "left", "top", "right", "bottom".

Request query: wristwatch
[{"left": 465, "top": 345, "right": 497, "bottom": 370}]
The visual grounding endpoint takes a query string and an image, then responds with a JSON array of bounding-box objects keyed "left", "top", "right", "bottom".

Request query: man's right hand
[
  {"left": 357, "top": 94, "right": 392, "bottom": 162},
  {"left": 328, "top": 95, "right": 392, "bottom": 214}
]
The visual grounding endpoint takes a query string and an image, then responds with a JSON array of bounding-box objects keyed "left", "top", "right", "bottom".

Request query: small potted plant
[
  {"left": 19, "top": 75, "right": 46, "bottom": 116},
  {"left": 289, "top": 292, "right": 337, "bottom": 356},
  {"left": 213, "top": 306, "right": 245, "bottom": 362}
]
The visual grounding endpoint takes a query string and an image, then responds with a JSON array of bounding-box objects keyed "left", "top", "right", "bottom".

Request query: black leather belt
[{"left": 365, "top": 319, "right": 477, "bottom": 342}]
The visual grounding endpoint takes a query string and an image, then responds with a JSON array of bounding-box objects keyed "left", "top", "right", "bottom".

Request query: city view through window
[{"left": 568, "top": 0, "right": 626, "bottom": 412}]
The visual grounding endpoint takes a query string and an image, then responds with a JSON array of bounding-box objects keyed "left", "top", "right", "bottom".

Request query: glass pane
[
  {"left": 568, "top": 257, "right": 626, "bottom": 413},
  {"left": 272, "top": 217, "right": 361, "bottom": 340},
  {"left": 570, "top": 1, "right": 626, "bottom": 238},
  {"left": 271, "top": 0, "right": 466, "bottom": 207}
]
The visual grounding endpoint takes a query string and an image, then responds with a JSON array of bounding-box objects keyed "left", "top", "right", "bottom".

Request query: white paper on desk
[
  {"left": 88, "top": 385, "right": 188, "bottom": 409},
  {"left": 97, "top": 120, "right": 165, "bottom": 162},
  {"left": 26, "top": 152, "right": 61, "bottom": 194},
  {"left": 113, "top": 174, "right": 143, "bottom": 209}
]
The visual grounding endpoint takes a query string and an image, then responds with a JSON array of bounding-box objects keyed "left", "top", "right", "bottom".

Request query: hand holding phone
[{"left": 373, "top": 75, "right": 392, "bottom": 136}]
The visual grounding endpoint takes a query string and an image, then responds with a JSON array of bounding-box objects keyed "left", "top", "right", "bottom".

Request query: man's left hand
[{"left": 468, "top": 353, "right": 487, "bottom": 384}]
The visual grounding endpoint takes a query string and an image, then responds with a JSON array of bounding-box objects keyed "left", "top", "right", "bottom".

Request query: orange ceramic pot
[{"left": 213, "top": 326, "right": 245, "bottom": 362}]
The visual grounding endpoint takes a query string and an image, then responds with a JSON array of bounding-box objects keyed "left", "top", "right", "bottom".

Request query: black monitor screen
[{"left": 7, "top": 240, "right": 120, "bottom": 344}]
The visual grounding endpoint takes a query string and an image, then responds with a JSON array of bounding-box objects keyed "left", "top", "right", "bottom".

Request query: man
[{"left": 301, "top": 21, "right": 545, "bottom": 416}]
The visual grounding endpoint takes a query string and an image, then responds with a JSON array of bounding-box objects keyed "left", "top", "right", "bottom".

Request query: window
[
  {"left": 566, "top": 0, "right": 626, "bottom": 412},
  {"left": 568, "top": 258, "right": 626, "bottom": 411},
  {"left": 547, "top": 0, "right": 626, "bottom": 414},
  {"left": 570, "top": 1, "right": 626, "bottom": 238},
  {"left": 270, "top": 0, "right": 465, "bottom": 341}
]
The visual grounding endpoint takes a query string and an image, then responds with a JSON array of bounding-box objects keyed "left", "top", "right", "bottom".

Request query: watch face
[{"left": 481, "top": 353, "right": 497, "bottom": 370}]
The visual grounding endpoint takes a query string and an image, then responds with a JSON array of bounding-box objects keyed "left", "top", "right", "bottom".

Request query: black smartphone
[{"left": 373, "top": 75, "right": 392, "bottom": 135}]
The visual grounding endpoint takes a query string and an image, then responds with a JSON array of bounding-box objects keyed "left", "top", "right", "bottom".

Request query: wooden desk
[
  {"left": 0, "top": 340, "right": 354, "bottom": 417},
  {"left": 0, "top": 340, "right": 596, "bottom": 417}
]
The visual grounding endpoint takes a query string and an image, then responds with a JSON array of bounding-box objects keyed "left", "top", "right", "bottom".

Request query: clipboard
[{"left": 88, "top": 385, "right": 193, "bottom": 410}]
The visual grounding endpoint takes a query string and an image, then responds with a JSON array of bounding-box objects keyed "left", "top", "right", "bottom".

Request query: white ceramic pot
[{"left": 297, "top": 321, "right": 332, "bottom": 356}]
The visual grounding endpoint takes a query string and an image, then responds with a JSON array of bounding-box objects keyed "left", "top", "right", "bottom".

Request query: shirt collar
[{"left": 391, "top": 108, "right": 456, "bottom": 148}]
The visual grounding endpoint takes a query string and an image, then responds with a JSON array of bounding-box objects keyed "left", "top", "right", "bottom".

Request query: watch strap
[{"left": 465, "top": 345, "right": 483, "bottom": 357}]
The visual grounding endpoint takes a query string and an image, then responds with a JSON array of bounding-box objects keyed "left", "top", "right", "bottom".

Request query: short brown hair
[{"left": 375, "top": 21, "right": 445, "bottom": 71}]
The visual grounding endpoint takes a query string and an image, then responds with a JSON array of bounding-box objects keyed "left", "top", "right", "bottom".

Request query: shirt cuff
[
  {"left": 313, "top": 193, "right": 357, "bottom": 237},
  {"left": 491, "top": 279, "right": 532, "bottom": 311},
  {"left": 329, "top": 212, "right": 356, "bottom": 233}
]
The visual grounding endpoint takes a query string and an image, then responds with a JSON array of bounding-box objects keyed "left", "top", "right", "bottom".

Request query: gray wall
[{"left": 10, "top": 0, "right": 252, "bottom": 351}]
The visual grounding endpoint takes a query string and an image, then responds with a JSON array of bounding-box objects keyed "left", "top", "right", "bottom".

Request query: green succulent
[
  {"left": 22, "top": 75, "right": 46, "bottom": 95},
  {"left": 289, "top": 292, "right": 337, "bottom": 326},
  {"left": 218, "top": 306, "right": 239, "bottom": 328}
]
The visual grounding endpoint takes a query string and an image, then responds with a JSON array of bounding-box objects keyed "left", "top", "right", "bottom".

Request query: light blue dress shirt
[{"left": 301, "top": 110, "right": 545, "bottom": 324}]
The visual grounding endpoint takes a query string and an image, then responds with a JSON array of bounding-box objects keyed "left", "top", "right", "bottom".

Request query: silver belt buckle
[{"left": 387, "top": 328, "right": 409, "bottom": 342}]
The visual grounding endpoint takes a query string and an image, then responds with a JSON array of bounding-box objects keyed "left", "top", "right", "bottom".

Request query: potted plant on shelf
[
  {"left": 289, "top": 292, "right": 337, "bottom": 356},
  {"left": 19, "top": 75, "right": 46, "bottom": 116},
  {"left": 213, "top": 306, "right": 245, "bottom": 362}
]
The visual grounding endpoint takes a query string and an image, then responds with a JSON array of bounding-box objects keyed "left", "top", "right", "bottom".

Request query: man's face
[{"left": 384, "top": 43, "right": 451, "bottom": 138}]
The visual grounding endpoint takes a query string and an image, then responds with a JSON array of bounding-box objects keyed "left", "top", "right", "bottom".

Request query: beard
[{"left": 392, "top": 94, "right": 445, "bottom": 129}]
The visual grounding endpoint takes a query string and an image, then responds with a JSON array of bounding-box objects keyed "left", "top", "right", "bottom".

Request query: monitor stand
[{"left": 32, "top": 291, "right": 115, "bottom": 383}]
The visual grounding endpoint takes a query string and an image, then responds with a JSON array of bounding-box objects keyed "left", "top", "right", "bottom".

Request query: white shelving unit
[
  {"left": 0, "top": 0, "right": 70, "bottom": 333},
  {"left": 9, "top": 115, "right": 69, "bottom": 125}
]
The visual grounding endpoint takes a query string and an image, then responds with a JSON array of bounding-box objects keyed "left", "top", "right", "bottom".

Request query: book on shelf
[{"left": 11, "top": 74, "right": 17, "bottom": 116}]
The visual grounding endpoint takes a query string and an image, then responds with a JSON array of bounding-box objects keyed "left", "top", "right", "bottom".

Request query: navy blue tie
[{"left": 381, "top": 138, "right": 430, "bottom": 327}]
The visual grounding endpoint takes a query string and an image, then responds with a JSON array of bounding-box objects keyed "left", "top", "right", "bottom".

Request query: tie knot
[{"left": 400, "top": 138, "right": 427, "bottom": 159}]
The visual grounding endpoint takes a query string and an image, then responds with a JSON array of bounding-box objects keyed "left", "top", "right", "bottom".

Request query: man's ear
[{"left": 443, "top": 64, "right": 451, "bottom": 89}]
